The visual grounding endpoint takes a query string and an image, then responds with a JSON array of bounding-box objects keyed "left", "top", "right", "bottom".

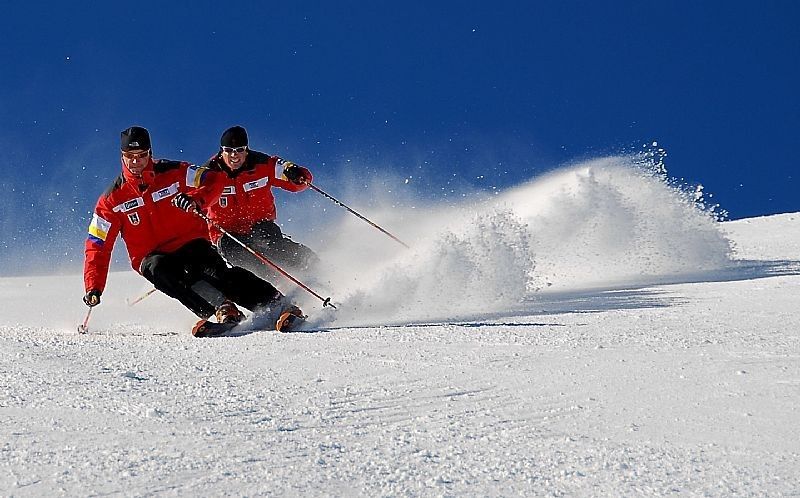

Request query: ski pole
[
  {"left": 305, "top": 182, "right": 410, "bottom": 249},
  {"left": 78, "top": 306, "right": 93, "bottom": 334},
  {"left": 193, "top": 210, "right": 336, "bottom": 309},
  {"left": 127, "top": 288, "right": 157, "bottom": 307}
]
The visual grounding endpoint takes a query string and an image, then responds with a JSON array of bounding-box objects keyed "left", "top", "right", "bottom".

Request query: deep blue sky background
[{"left": 1, "top": 1, "right": 797, "bottom": 274}]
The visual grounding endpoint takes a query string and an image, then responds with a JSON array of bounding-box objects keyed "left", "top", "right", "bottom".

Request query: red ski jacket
[
  {"left": 201, "top": 151, "right": 312, "bottom": 243},
  {"left": 84, "top": 158, "right": 225, "bottom": 293}
]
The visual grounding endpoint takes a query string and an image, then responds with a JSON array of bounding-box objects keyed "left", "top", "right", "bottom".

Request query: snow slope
[{"left": 2, "top": 160, "right": 799, "bottom": 496}]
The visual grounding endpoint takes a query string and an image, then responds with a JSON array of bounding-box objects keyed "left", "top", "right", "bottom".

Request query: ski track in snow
[{"left": 2, "top": 159, "right": 800, "bottom": 496}]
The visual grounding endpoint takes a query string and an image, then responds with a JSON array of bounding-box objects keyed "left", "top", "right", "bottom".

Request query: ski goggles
[
  {"left": 121, "top": 149, "right": 151, "bottom": 159},
  {"left": 221, "top": 146, "right": 247, "bottom": 154}
]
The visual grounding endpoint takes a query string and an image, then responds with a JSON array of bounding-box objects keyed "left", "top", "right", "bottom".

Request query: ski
[
  {"left": 192, "top": 306, "right": 308, "bottom": 337},
  {"left": 192, "top": 319, "right": 238, "bottom": 338}
]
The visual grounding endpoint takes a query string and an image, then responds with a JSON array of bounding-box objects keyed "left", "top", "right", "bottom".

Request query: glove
[
  {"left": 282, "top": 163, "right": 310, "bottom": 185},
  {"left": 172, "top": 192, "right": 198, "bottom": 212},
  {"left": 83, "top": 289, "right": 101, "bottom": 307}
]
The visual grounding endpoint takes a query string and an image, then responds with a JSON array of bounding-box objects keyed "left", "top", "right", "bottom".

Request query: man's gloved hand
[
  {"left": 282, "top": 163, "right": 311, "bottom": 185},
  {"left": 83, "top": 289, "right": 101, "bottom": 307},
  {"left": 172, "top": 192, "right": 198, "bottom": 212}
]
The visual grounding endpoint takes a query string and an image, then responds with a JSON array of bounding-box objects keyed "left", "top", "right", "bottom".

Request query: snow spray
[{"left": 311, "top": 155, "right": 734, "bottom": 327}]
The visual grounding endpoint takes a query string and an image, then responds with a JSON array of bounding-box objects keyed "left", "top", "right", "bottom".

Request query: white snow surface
[{"left": 2, "top": 158, "right": 799, "bottom": 496}]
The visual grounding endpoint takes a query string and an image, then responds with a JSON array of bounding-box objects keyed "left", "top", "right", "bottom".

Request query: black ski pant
[
  {"left": 217, "top": 220, "right": 319, "bottom": 280},
  {"left": 139, "top": 238, "right": 281, "bottom": 319}
]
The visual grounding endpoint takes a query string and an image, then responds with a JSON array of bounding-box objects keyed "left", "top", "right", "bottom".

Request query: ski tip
[{"left": 192, "top": 319, "right": 237, "bottom": 338}]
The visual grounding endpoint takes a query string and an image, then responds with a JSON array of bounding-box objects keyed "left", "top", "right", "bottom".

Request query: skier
[
  {"left": 200, "top": 125, "right": 319, "bottom": 281},
  {"left": 82, "top": 126, "right": 303, "bottom": 336}
]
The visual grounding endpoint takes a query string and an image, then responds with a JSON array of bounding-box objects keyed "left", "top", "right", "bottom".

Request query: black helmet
[
  {"left": 120, "top": 126, "right": 151, "bottom": 151},
  {"left": 220, "top": 126, "right": 248, "bottom": 148}
]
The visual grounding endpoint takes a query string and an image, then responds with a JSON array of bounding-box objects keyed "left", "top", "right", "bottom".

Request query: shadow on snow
[
  {"left": 171, "top": 259, "right": 800, "bottom": 337},
  {"left": 293, "top": 258, "right": 800, "bottom": 332}
]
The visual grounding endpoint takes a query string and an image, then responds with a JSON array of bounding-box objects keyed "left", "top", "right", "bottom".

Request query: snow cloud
[{"left": 307, "top": 155, "right": 734, "bottom": 327}]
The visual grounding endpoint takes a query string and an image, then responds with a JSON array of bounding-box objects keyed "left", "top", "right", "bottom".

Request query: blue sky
[{"left": 0, "top": 2, "right": 797, "bottom": 273}]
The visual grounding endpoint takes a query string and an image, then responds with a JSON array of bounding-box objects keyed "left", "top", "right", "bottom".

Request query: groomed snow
[{"left": 2, "top": 159, "right": 799, "bottom": 496}]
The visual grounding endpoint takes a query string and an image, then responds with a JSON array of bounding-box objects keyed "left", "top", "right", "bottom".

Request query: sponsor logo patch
[
  {"left": 219, "top": 197, "right": 228, "bottom": 208},
  {"left": 128, "top": 212, "right": 141, "bottom": 225},
  {"left": 152, "top": 182, "right": 180, "bottom": 202},
  {"left": 112, "top": 197, "right": 144, "bottom": 213},
  {"left": 242, "top": 177, "right": 269, "bottom": 192}
]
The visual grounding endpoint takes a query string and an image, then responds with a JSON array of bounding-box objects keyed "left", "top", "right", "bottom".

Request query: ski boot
[
  {"left": 192, "top": 301, "right": 245, "bottom": 338},
  {"left": 215, "top": 300, "right": 245, "bottom": 325},
  {"left": 276, "top": 305, "right": 305, "bottom": 332}
]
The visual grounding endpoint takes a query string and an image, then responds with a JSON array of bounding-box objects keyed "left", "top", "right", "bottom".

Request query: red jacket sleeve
[{"left": 83, "top": 196, "right": 121, "bottom": 293}]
